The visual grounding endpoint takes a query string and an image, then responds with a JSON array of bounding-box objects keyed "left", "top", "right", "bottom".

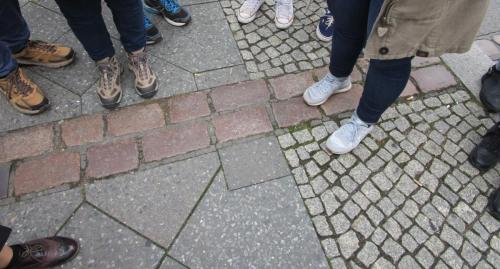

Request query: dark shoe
[
  {"left": 480, "top": 65, "right": 500, "bottom": 112},
  {"left": 7, "top": 236, "right": 79, "bottom": 269},
  {"left": 96, "top": 56, "right": 123, "bottom": 109},
  {"left": 144, "top": 15, "right": 162, "bottom": 45},
  {"left": 488, "top": 187, "right": 500, "bottom": 221},
  {"left": 469, "top": 122, "right": 500, "bottom": 172},
  {"left": 0, "top": 67, "right": 50, "bottom": 115},
  {"left": 13, "top": 40, "right": 75, "bottom": 68},
  {"left": 127, "top": 48, "right": 158, "bottom": 99},
  {"left": 144, "top": 0, "right": 191, "bottom": 27}
]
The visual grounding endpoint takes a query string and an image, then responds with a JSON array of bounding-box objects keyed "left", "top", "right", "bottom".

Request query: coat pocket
[{"left": 389, "top": 0, "right": 446, "bottom": 21}]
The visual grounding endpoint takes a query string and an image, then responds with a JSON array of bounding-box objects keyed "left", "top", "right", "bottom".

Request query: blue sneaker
[
  {"left": 144, "top": 0, "right": 191, "bottom": 27},
  {"left": 144, "top": 15, "right": 162, "bottom": 45},
  {"left": 316, "top": 9, "right": 334, "bottom": 42}
]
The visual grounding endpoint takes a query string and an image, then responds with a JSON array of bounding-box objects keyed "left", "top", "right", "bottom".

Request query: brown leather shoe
[
  {"left": 0, "top": 67, "right": 50, "bottom": 115},
  {"left": 96, "top": 56, "right": 122, "bottom": 109},
  {"left": 8, "top": 236, "right": 79, "bottom": 269},
  {"left": 13, "top": 40, "right": 75, "bottom": 68},
  {"left": 127, "top": 48, "right": 158, "bottom": 99}
]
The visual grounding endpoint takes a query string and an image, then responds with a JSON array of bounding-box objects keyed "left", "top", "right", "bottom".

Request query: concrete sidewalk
[{"left": 1, "top": 0, "right": 500, "bottom": 268}]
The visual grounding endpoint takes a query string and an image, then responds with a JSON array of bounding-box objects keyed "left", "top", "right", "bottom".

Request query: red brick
[
  {"left": 401, "top": 80, "right": 419, "bottom": 97},
  {"left": 210, "top": 80, "right": 270, "bottom": 111},
  {"left": 14, "top": 152, "right": 80, "bottom": 195},
  {"left": 475, "top": 39, "right": 500, "bottom": 60},
  {"left": 168, "top": 92, "right": 211, "bottom": 123},
  {"left": 321, "top": 84, "right": 363, "bottom": 115},
  {"left": 411, "top": 65, "right": 457, "bottom": 93},
  {"left": 213, "top": 106, "right": 273, "bottom": 143},
  {"left": 61, "top": 115, "right": 104, "bottom": 147},
  {"left": 412, "top": 57, "right": 441, "bottom": 68},
  {"left": 86, "top": 140, "right": 138, "bottom": 178},
  {"left": 313, "top": 66, "right": 363, "bottom": 83},
  {"left": 107, "top": 104, "right": 165, "bottom": 137},
  {"left": 142, "top": 121, "right": 210, "bottom": 162},
  {"left": 269, "top": 72, "right": 315, "bottom": 100},
  {"left": 272, "top": 97, "right": 322, "bottom": 128},
  {"left": 0, "top": 125, "right": 53, "bottom": 163}
]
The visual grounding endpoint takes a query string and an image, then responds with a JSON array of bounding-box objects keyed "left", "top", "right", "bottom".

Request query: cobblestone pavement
[
  {"left": 279, "top": 90, "right": 500, "bottom": 268},
  {"left": 0, "top": 0, "right": 500, "bottom": 268}
]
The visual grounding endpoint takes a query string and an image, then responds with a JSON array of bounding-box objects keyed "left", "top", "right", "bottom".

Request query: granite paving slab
[
  {"left": 441, "top": 44, "right": 494, "bottom": 101},
  {"left": 158, "top": 257, "right": 188, "bottom": 269},
  {"left": 0, "top": 188, "right": 83, "bottom": 243},
  {"left": 170, "top": 172, "right": 330, "bottom": 269},
  {"left": 194, "top": 65, "right": 249, "bottom": 90},
  {"left": 58, "top": 203, "right": 164, "bottom": 269},
  {"left": 0, "top": 71, "right": 81, "bottom": 133},
  {"left": 148, "top": 2, "right": 243, "bottom": 73},
  {"left": 219, "top": 136, "right": 290, "bottom": 190},
  {"left": 86, "top": 152, "right": 220, "bottom": 248},
  {"left": 0, "top": 162, "right": 11, "bottom": 199},
  {"left": 21, "top": 2, "right": 70, "bottom": 42},
  {"left": 81, "top": 53, "right": 196, "bottom": 115},
  {"left": 478, "top": 0, "right": 500, "bottom": 36}
]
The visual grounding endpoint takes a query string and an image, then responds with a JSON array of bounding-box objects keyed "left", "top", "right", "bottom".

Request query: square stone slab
[
  {"left": 147, "top": 2, "right": 243, "bottom": 73},
  {"left": 0, "top": 71, "right": 81, "bottom": 132},
  {"left": 81, "top": 53, "right": 196, "bottom": 115},
  {"left": 0, "top": 188, "right": 83, "bottom": 243},
  {"left": 21, "top": 2, "right": 70, "bottom": 42},
  {"left": 170, "top": 173, "right": 330, "bottom": 268},
  {"left": 86, "top": 152, "right": 220, "bottom": 247},
  {"left": 219, "top": 136, "right": 290, "bottom": 190},
  {"left": 58, "top": 203, "right": 164, "bottom": 269}
]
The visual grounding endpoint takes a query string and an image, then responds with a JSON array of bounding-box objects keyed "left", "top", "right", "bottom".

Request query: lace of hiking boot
[
  {"left": 129, "top": 53, "right": 150, "bottom": 81},
  {"left": 27, "top": 40, "right": 57, "bottom": 53},
  {"left": 97, "top": 61, "right": 116, "bottom": 95},
  {"left": 6, "top": 69, "right": 33, "bottom": 98}
]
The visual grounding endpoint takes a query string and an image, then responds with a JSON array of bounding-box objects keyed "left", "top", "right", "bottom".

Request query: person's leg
[
  {"left": 356, "top": 57, "right": 412, "bottom": 124},
  {"left": 0, "top": 225, "right": 12, "bottom": 269},
  {"left": 0, "top": 43, "right": 17, "bottom": 78},
  {"left": 55, "top": 0, "right": 114, "bottom": 61},
  {"left": 0, "top": 0, "right": 30, "bottom": 54},
  {"left": 104, "top": 0, "right": 145, "bottom": 53}
]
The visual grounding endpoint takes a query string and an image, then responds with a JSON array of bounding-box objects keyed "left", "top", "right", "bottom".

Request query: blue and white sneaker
[
  {"left": 316, "top": 9, "right": 334, "bottom": 42},
  {"left": 144, "top": 0, "right": 191, "bottom": 27},
  {"left": 144, "top": 15, "right": 162, "bottom": 45}
]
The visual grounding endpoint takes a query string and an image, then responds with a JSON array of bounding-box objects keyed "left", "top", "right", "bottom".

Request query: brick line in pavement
[{"left": 0, "top": 59, "right": 456, "bottom": 197}]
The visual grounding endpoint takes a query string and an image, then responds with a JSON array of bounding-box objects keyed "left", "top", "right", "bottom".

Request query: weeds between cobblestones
[{"left": 278, "top": 89, "right": 500, "bottom": 268}]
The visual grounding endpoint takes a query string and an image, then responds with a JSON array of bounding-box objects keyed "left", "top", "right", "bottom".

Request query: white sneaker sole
[
  {"left": 303, "top": 82, "right": 352, "bottom": 106},
  {"left": 237, "top": 2, "right": 264, "bottom": 24},
  {"left": 316, "top": 26, "right": 332, "bottom": 42},
  {"left": 165, "top": 17, "right": 187, "bottom": 27},
  {"left": 275, "top": 16, "right": 293, "bottom": 29}
]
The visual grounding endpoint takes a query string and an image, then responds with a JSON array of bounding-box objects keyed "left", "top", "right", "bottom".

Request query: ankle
[
  {"left": 325, "top": 72, "right": 348, "bottom": 83},
  {"left": 0, "top": 246, "right": 13, "bottom": 269}
]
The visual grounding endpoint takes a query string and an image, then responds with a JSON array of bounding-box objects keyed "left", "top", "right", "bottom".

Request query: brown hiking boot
[
  {"left": 13, "top": 40, "right": 75, "bottom": 68},
  {"left": 128, "top": 48, "right": 158, "bottom": 99},
  {"left": 96, "top": 56, "right": 122, "bottom": 109},
  {"left": 0, "top": 67, "right": 50, "bottom": 115}
]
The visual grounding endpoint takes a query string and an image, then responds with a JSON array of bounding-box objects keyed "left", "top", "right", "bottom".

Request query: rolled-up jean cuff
[{"left": 0, "top": 225, "right": 12, "bottom": 250}]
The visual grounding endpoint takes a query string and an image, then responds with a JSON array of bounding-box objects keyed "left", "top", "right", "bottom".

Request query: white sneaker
[
  {"left": 326, "top": 113, "right": 374, "bottom": 154},
  {"left": 303, "top": 73, "right": 352, "bottom": 106},
  {"left": 275, "top": 0, "right": 293, "bottom": 29},
  {"left": 238, "top": 0, "right": 265, "bottom": 24}
]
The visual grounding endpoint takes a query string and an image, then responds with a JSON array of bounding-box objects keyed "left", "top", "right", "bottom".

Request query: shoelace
[
  {"left": 160, "top": 0, "right": 180, "bottom": 13},
  {"left": 242, "top": 0, "right": 262, "bottom": 11},
  {"left": 129, "top": 53, "right": 149, "bottom": 81},
  {"left": 324, "top": 16, "right": 334, "bottom": 28},
  {"left": 144, "top": 15, "right": 153, "bottom": 29},
  {"left": 276, "top": 0, "right": 292, "bottom": 18},
  {"left": 7, "top": 69, "right": 33, "bottom": 97},
  {"left": 315, "top": 75, "right": 339, "bottom": 96},
  {"left": 19, "top": 243, "right": 46, "bottom": 263},
  {"left": 28, "top": 40, "right": 56, "bottom": 54},
  {"left": 97, "top": 62, "right": 116, "bottom": 94}
]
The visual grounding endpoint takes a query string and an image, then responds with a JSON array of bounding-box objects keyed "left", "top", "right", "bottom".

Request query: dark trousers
[
  {"left": 0, "top": 0, "right": 30, "bottom": 77},
  {"left": 54, "top": 0, "right": 146, "bottom": 61},
  {"left": 328, "top": 0, "right": 412, "bottom": 124},
  {"left": 0, "top": 225, "right": 11, "bottom": 250}
]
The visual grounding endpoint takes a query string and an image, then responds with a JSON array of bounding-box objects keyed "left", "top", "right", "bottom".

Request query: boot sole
[
  {"left": 165, "top": 17, "right": 189, "bottom": 27},
  {"left": 135, "top": 80, "right": 159, "bottom": 99},
  {"left": 316, "top": 26, "right": 332, "bottom": 42},
  {"left": 6, "top": 97, "right": 51, "bottom": 115},
  {"left": 303, "top": 83, "right": 352, "bottom": 106},
  {"left": 275, "top": 16, "right": 294, "bottom": 29},
  {"left": 16, "top": 51, "right": 76, "bottom": 68}
]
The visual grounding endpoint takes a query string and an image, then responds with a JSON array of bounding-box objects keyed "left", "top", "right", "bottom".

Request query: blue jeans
[
  {"left": 55, "top": 0, "right": 146, "bottom": 61},
  {"left": 0, "top": 0, "right": 30, "bottom": 77},
  {"left": 328, "top": 0, "right": 412, "bottom": 124}
]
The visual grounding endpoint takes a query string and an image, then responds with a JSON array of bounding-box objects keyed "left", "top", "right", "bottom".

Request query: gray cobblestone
[
  {"left": 442, "top": 248, "right": 464, "bottom": 269},
  {"left": 382, "top": 238, "right": 405, "bottom": 262},
  {"left": 305, "top": 197, "right": 324, "bottom": 216},
  {"left": 311, "top": 175, "right": 329, "bottom": 194},
  {"left": 416, "top": 247, "right": 434, "bottom": 268},
  {"left": 321, "top": 190, "right": 340, "bottom": 216},
  {"left": 352, "top": 192, "right": 370, "bottom": 210},
  {"left": 312, "top": 215, "right": 333, "bottom": 236},
  {"left": 321, "top": 238, "right": 340, "bottom": 258},
  {"left": 338, "top": 231, "right": 359, "bottom": 258},
  {"left": 357, "top": 242, "right": 379, "bottom": 266},
  {"left": 352, "top": 215, "right": 374, "bottom": 239},
  {"left": 399, "top": 255, "right": 421, "bottom": 269},
  {"left": 461, "top": 241, "right": 481, "bottom": 266},
  {"left": 425, "top": 235, "right": 445, "bottom": 256},
  {"left": 384, "top": 218, "right": 402, "bottom": 240},
  {"left": 441, "top": 224, "right": 463, "bottom": 250},
  {"left": 299, "top": 184, "right": 315, "bottom": 199},
  {"left": 330, "top": 212, "right": 351, "bottom": 234}
]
